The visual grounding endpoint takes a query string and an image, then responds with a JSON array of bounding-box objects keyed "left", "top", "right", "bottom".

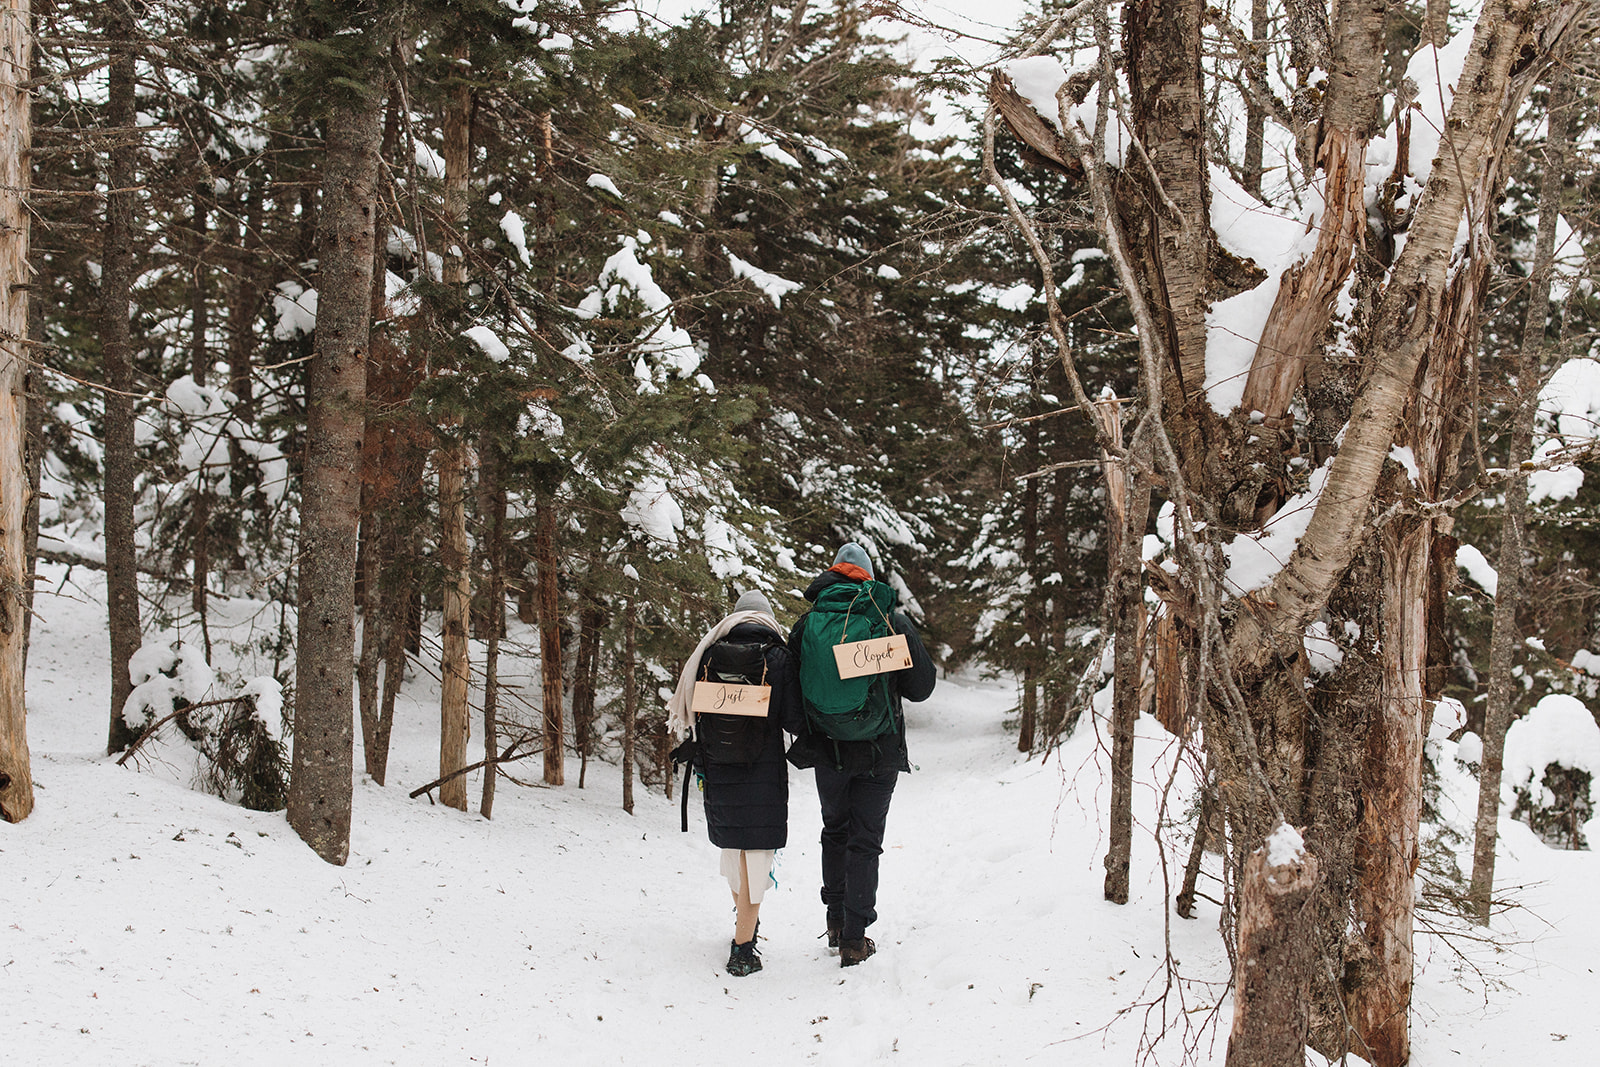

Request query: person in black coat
[
  {"left": 668, "top": 589, "right": 799, "bottom": 977},
  {"left": 785, "top": 544, "right": 936, "bottom": 967}
]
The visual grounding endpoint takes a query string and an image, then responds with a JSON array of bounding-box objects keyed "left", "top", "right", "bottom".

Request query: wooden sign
[
  {"left": 833, "top": 634, "right": 913, "bottom": 680},
  {"left": 691, "top": 681, "right": 771, "bottom": 717}
]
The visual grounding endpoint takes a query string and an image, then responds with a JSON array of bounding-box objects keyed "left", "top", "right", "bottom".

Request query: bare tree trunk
[
  {"left": 1470, "top": 70, "right": 1573, "bottom": 925},
  {"left": 1105, "top": 450, "right": 1152, "bottom": 904},
  {"left": 1176, "top": 782, "right": 1214, "bottom": 919},
  {"left": 189, "top": 188, "right": 213, "bottom": 661},
  {"left": 358, "top": 389, "right": 424, "bottom": 788},
  {"left": 1045, "top": 468, "right": 1070, "bottom": 733},
  {"left": 1124, "top": 0, "right": 1210, "bottom": 407},
  {"left": 571, "top": 594, "right": 603, "bottom": 788},
  {"left": 1226, "top": 839, "right": 1320, "bottom": 1067},
  {"left": 21, "top": 274, "right": 41, "bottom": 671},
  {"left": 375, "top": 545, "right": 412, "bottom": 783},
  {"left": 101, "top": 0, "right": 141, "bottom": 754},
  {"left": 1346, "top": 520, "right": 1432, "bottom": 1064},
  {"left": 356, "top": 119, "right": 394, "bottom": 783},
  {"left": 356, "top": 485, "right": 385, "bottom": 773},
  {"left": 19, "top": 12, "right": 39, "bottom": 675},
  {"left": 437, "top": 434, "right": 471, "bottom": 810},
  {"left": 621, "top": 593, "right": 636, "bottom": 814},
  {"left": 478, "top": 440, "right": 506, "bottom": 819},
  {"left": 536, "top": 495, "right": 565, "bottom": 785},
  {"left": 227, "top": 181, "right": 262, "bottom": 489},
  {"left": 1017, "top": 347, "right": 1043, "bottom": 753},
  {"left": 1425, "top": 0, "right": 1450, "bottom": 47},
  {"left": 0, "top": 0, "right": 33, "bottom": 823},
  {"left": 287, "top": 76, "right": 387, "bottom": 866},
  {"left": 436, "top": 51, "right": 473, "bottom": 812},
  {"left": 1241, "top": 0, "right": 1267, "bottom": 197}
]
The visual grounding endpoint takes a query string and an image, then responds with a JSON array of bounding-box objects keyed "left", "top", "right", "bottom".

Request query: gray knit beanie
[
  {"left": 831, "top": 542, "right": 874, "bottom": 578},
  {"left": 734, "top": 589, "right": 773, "bottom": 616}
]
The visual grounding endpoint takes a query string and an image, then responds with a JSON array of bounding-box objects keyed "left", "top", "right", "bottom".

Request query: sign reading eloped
[
  {"left": 691, "top": 681, "right": 772, "bottom": 717},
  {"left": 832, "top": 634, "right": 913, "bottom": 680}
]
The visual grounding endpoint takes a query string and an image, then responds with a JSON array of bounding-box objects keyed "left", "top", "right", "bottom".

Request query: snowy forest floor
[{"left": 5, "top": 564, "right": 1599, "bottom": 1065}]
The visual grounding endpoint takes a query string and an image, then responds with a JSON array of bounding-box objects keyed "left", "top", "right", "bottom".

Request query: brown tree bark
[
  {"left": 1045, "top": 465, "right": 1071, "bottom": 734},
  {"left": 1226, "top": 837, "right": 1320, "bottom": 1067},
  {"left": 0, "top": 0, "right": 33, "bottom": 823},
  {"left": 478, "top": 441, "right": 506, "bottom": 819},
  {"left": 1424, "top": 0, "right": 1451, "bottom": 46},
  {"left": 189, "top": 188, "right": 213, "bottom": 661},
  {"left": 287, "top": 79, "right": 387, "bottom": 867},
  {"left": 621, "top": 592, "right": 636, "bottom": 814},
  {"left": 1104, "top": 441, "right": 1151, "bottom": 905},
  {"left": 1017, "top": 350, "right": 1042, "bottom": 753},
  {"left": 436, "top": 432, "right": 471, "bottom": 810},
  {"left": 1239, "top": 1, "right": 1386, "bottom": 425},
  {"left": 1345, "top": 17, "right": 1554, "bottom": 1056},
  {"left": 1470, "top": 70, "right": 1574, "bottom": 925},
  {"left": 1123, "top": 0, "right": 1211, "bottom": 407},
  {"left": 21, "top": 263, "right": 41, "bottom": 672},
  {"left": 227, "top": 180, "right": 263, "bottom": 487},
  {"left": 356, "top": 103, "right": 406, "bottom": 790},
  {"left": 536, "top": 495, "right": 565, "bottom": 785},
  {"left": 101, "top": 0, "right": 141, "bottom": 755},
  {"left": 1241, "top": 0, "right": 1267, "bottom": 197},
  {"left": 571, "top": 593, "right": 604, "bottom": 788},
  {"left": 436, "top": 49, "right": 473, "bottom": 812},
  {"left": 1176, "top": 782, "right": 1214, "bottom": 919}
]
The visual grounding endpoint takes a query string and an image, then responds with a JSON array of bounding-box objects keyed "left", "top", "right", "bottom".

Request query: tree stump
[{"left": 1226, "top": 827, "right": 1320, "bottom": 1067}]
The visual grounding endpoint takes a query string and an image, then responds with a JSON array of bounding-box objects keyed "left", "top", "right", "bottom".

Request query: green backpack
[{"left": 797, "top": 579, "right": 899, "bottom": 742}]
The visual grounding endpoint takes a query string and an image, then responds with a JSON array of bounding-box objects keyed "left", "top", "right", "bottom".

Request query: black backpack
[{"left": 693, "top": 637, "right": 778, "bottom": 766}]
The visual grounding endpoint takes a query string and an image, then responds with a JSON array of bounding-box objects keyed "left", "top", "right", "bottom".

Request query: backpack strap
[{"left": 668, "top": 736, "right": 698, "bottom": 833}]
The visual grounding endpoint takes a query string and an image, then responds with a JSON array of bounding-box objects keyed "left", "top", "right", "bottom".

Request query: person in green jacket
[{"left": 786, "top": 543, "right": 936, "bottom": 967}]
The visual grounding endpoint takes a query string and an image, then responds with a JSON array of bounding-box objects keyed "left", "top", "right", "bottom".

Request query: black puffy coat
[{"left": 695, "top": 620, "right": 799, "bottom": 851}]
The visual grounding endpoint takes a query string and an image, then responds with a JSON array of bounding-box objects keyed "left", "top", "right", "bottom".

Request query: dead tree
[
  {"left": 0, "top": 0, "right": 33, "bottom": 823},
  {"left": 990, "top": 1, "right": 1584, "bottom": 1062}
]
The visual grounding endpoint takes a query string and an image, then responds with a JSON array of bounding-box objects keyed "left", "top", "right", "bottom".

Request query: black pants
[{"left": 814, "top": 764, "right": 898, "bottom": 941}]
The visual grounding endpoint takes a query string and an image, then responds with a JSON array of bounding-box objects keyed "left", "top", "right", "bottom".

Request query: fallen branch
[
  {"left": 115, "top": 697, "right": 242, "bottom": 767},
  {"left": 408, "top": 735, "right": 541, "bottom": 801},
  {"left": 34, "top": 542, "right": 174, "bottom": 580}
]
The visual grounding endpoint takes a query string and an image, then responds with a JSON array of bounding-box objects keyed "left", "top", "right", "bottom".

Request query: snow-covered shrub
[
  {"left": 119, "top": 638, "right": 216, "bottom": 737},
  {"left": 119, "top": 636, "right": 288, "bottom": 811},
  {"left": 1502, "top": 694, "right": 1600, "bottom": 850},
  {"left": 200, "top": 679, "right": 288, "bottom": 812},
  {"left": 1511, "top": 764, "right": 1593, "bottom": 850}
]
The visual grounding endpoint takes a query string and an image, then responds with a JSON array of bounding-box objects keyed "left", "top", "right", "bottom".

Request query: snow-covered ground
[{"left": 5, "top": 565, "right": 1598, "bottom": 1064}]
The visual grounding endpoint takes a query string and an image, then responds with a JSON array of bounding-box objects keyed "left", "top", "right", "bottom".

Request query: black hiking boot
[
  {"left": 825, "top": 921, "right": 841, "bottom": 949},
  {"left": 726, "top": 938, "right": 762, "bottom": 977},
  {"left": 839, "top": 936, "right": 876, "bottom": 968}
]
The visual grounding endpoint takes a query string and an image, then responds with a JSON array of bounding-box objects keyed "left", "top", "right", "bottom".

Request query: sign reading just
[{"left": 690, "top": 681, "right": 771, "bottom": 717}]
